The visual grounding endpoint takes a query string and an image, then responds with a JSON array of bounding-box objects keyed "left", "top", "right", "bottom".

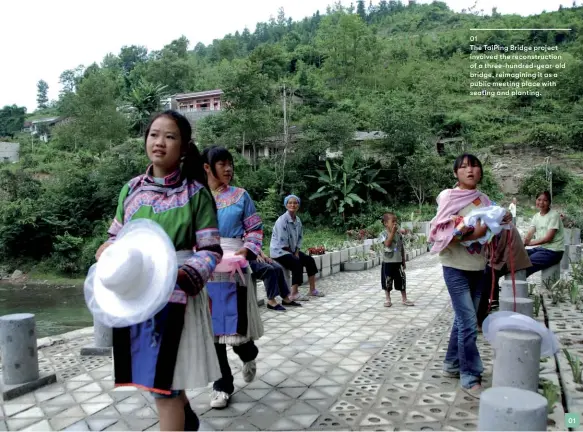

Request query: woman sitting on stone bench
[
  {"left": 523, "top": 190, "right": 565, "bottom": 278},
  {"left": 270, "top": 195, "right": 325, "bottom": 300}
]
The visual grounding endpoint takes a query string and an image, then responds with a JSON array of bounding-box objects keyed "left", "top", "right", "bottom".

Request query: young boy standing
[{"left": 378, "top": 213, "right": 414, "bottom": 307}]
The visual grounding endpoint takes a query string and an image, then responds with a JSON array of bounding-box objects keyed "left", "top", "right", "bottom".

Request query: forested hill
[{"left": 1, "top": 0, "right": 582, "bottom": 277}]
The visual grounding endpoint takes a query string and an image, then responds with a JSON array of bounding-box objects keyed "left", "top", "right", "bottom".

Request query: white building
[{"left": 0, "top": 142, "right": 20, "bottom": 163}]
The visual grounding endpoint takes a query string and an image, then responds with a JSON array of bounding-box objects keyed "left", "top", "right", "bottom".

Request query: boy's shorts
[{"left": 151, "top": 390, "right": 181, "bottom": 399}]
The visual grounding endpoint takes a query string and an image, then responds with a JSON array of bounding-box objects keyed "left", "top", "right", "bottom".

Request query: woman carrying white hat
[{"left": 91, "top": 111, "right": 223, "bottom": 431}]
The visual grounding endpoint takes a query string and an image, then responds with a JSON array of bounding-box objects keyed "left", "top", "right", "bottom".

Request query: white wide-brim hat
[
  {"left": 483, "top": 311, "right": 559, "bottom": 357},
  {"left": 84, "top": 219, "right": 178, "bottom": 328}
]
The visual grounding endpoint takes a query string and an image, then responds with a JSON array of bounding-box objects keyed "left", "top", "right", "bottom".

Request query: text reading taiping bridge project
[{"left": 468, "top": 42, "right": 566, "bottom": 98}]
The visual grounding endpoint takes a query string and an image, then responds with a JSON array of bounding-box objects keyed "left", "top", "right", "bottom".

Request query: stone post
[
  {"left": 564, "top": 228, "right": 572, "bottom": 245},
  {"left": 572, "top": 228, "right": 581, "bottom": 245},
  {"left": 504, "top": 269, "right": 526, "bottom": 281},
  {"left": 478, "top": 387, "right": 547, "bottom": 431},
  {"left": 561, "top": 244, "right": 570, "bottom": 270},
  {"left": 80, "top": 318, "right": 113, "bottom": 356},
  {"left": 499, "top": 297, "right": 533, "bottom": 318},
  {"left": 568, "top": 245, "right": 581, "bottom": 264},
  {"left": 500, "top": 280, "right": 529, "bottom": 299},
  {"left": 0, "top": 313, "right": 39, "bottom": 385},
  {"left": 541, "top": 264, "right": 560, "bottom": 287},
  {"left": 492, "top": 330, "right": 541, "bottom": 392}
]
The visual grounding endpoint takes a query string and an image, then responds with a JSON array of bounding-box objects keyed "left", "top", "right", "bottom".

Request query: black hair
[
  {"left": 453, "top": 153, "right": 483, "bottom": 182},
  {"left": 201, "top": 146, "right": 235, "bottom": 178},
  {"left": 382, "top": 212, "right": 397, "bottom": 223},
  {"left": 536, "top": 190, "right": 552, "bottom": 205},
  {"left": 144, "top": 110, "right": 217, "bottom": 212}
]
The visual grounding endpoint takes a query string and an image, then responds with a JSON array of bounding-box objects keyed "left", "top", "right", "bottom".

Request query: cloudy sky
[{"left": 0, "top": 0, "right": 576, "bottom": 112}]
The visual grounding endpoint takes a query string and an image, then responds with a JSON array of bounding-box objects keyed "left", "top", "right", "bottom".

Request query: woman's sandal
[
  {"left": 402, "top": 300, "right": 415, "bottom": 306},
  {"left": 384, "top": 301, "right": 392, "bottom": 307}
]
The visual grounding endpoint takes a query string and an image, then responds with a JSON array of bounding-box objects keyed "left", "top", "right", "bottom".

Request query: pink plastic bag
[{"left": 214, "top": 251, "right": 249, "bottom": 285}]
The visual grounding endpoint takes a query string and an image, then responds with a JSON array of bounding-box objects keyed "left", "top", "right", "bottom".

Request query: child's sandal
[
  {"left": 384, "top": 301, "right": 392, "bottom": 307},
  {"left": 402, "top": 300, "right": 415, "bottom": 306}
]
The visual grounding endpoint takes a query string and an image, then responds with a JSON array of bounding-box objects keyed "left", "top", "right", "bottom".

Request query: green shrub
[
  {"left": 519, "top": 165, "right": 572, "bottom": 198},
  {"left": 527, "top": 123, "right": 571, "bottom": 149}
]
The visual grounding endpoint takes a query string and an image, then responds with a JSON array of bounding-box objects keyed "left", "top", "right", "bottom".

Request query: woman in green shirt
[{"left": 523, "top": 190, "right": 565, "bottom": 277}]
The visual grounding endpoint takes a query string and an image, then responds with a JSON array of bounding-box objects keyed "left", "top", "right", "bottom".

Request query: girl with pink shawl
[{"left": 428, "top": 154, "right": 509, "bottom": 400}]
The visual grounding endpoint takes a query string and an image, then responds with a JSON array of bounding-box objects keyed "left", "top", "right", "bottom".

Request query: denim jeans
[
  {"left": 249, "top": 260, "right": 291, "bottom": 299},
  {"left": 442, "top": 266, "right": 484, "bottom": 388},
  {"left": 525, "top": 247, "right": 563, "bottom": 278}
]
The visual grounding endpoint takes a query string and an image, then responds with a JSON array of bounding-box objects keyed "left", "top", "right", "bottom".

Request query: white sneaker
[
  {"left": 210, "top": 390, "right": 230, "bottom": 409},
  {"left": 242, "top": 360, "right": 257, "bottom": 383}
]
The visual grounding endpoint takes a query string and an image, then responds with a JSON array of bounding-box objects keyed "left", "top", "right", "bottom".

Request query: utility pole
[
  {"left": 545, "top": 157, "right": 552, "bottom": 200},
  {"left": 280, "top": 83, "right": 288, "bottom": 194}
]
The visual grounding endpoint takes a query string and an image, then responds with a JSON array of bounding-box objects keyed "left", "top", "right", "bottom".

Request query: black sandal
[{"left": 282, "top": 300, "right": 302, "bottom": 307}]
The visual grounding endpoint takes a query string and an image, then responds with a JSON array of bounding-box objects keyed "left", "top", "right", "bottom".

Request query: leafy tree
[
  {"left": 122, "top": 80, "right": 169, "bottom": 134},
  {"left": 53, "top": 69, "right": 128, "bottom": 152},
  {"left": 36, "top": 80, "right": 49, "bottom": 109},
  {"left": 357, "top": 0, "right": 367, "bottom": 20},
  {"left": 0, "top": 105, "right": 26, "bottom": 137},
  {"left": 119, "top": 45, "right": 148, "bottom": 75},
  {"left": 399, "top": 149, "right": 449, "bottom": 209}
]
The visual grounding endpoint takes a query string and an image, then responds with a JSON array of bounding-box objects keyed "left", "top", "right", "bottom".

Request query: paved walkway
[{"left": 0, "top": 254, "right": 495, "bottom": 431}]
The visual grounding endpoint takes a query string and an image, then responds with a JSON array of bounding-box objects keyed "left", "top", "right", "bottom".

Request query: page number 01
[{"left": 566, "top": 413, "right": 580, "bottom": 427}]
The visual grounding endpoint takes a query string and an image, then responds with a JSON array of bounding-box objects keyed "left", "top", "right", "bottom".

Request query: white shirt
[{"left": 508, "top": 202, "right": 516, "bottom": 217}]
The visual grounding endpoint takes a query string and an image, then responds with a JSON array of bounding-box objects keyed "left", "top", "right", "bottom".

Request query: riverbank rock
[{"left": 11, "top": 270, "right": 24, "bottom": 280}]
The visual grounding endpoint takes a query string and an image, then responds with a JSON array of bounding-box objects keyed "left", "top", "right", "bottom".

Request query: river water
[{"left": 0, "top": 283, "right": 92, "bottom": 338}]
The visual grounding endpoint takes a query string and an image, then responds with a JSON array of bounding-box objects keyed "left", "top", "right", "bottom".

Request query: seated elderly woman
[
  {"left": 270, "top": 195, "right": 325, "bottom": 301},
  {"left": 523, "top": 191, "right": 565, "bottom": 277}
]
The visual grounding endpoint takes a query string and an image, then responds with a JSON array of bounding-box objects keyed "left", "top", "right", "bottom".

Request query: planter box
[
  {"left": 332, "top": 264, "right": 341, "bottom": 274},
  {"left": 340, "top": 249, "right": 349, "bottom": 263},
  {"left": 311, "top": 255, "right": 322, "bottom": 270},
  {"left": 342, "top": 261, "right": 367, "bottom": 272},
  {"left": 405, "top": 252, "right": 410, "bottom": 261},
  {"left": 354, "top": 245, "right": 364, "bottom": 255},
  {"left": 321, "top": 266, "right": 331, "bottom": 277},
  {"left": 363, "top": 244, "right": 371, "bottom": 254},
  {"left": 331, "top": 251, "right": 341, "bottom": 265},
  {"left": 348, "top": 247, "right": 357, "bottom": 257},
  {"left": 321, "top": 253, "right": 331, "bottom": 269}
]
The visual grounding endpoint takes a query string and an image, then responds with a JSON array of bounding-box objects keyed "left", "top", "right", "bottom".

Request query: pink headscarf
[{"left": 429, "top": 188, "right": 491, "bottom": 254}]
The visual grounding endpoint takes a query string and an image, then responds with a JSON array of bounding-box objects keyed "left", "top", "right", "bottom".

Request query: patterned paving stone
[{"left": 0, "top": 252, "right": 561, "bottom": 430}]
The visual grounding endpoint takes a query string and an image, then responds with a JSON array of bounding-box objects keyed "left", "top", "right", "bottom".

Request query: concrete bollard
[
  {"left": 80, "top": 318, "right": 113, "bottom": 356},
  {"left": 478, "top": 387, "right": 547, "bottom": 431},
  {"left": 500, "top": 280, "right": 529, "bottom": 299},
  {"left": 500, "top": 297, "right": 533, "bottom": 318},
  {"left": 0, "top": 313, "right": 39, "bottom": 385},
  {"left": 564, "top": 228, "right": 572, "bottom": 245},
  {"left": 568, "top": 245, "right": 581, "bottom": 264},
  {"left": 561, "top": 244, "right": 570, "bottom": 270},
  {"left": 572, "top": 228, "right": 581, "bottom": 245},
  {"left": 541, "top": 264, "right": 560, "bottom": 286},
  {"left": 0, "top": 313, "right": 57, "bottom": 400},
  {"left": 504, "top": 269, "right": 526, "bottom": 281},
  {"left": 492, "top": 330, "right": 541, "bottom": 392}
]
